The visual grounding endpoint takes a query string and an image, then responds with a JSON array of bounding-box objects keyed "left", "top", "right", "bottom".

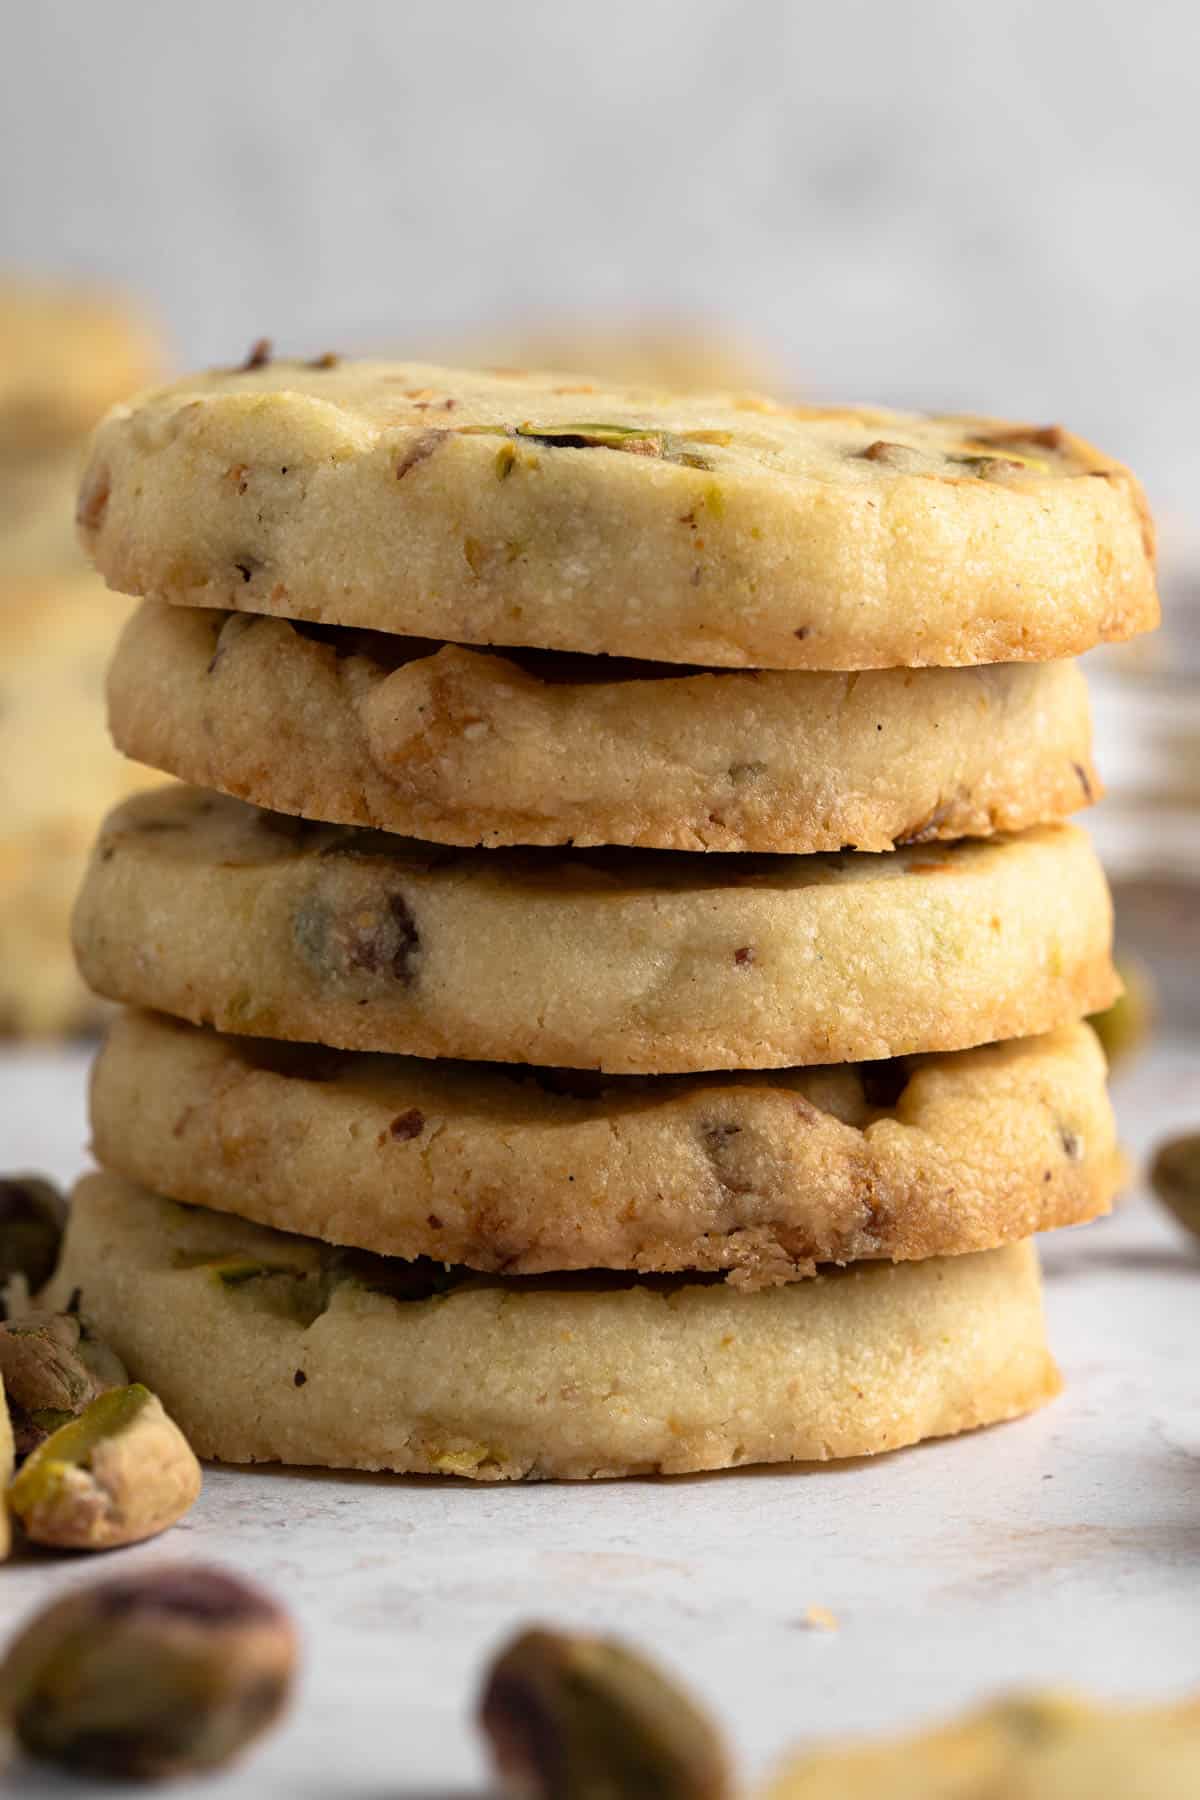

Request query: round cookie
[
  {"left": 763, "top": 1692, "right": 1200, "bottom": 1799},
  {"left": 92, "top": 1011, "right": 1119, "bottom": 1286},
  {"left": 110, "top": 603, "right": 1100, "bottom": 854},
  {"left": 49, "top": 1174, "right": 1060, "bottom": 1481},
  {"left": 0, "top": 578, "right": 158, "bottom": 1036},
  {"left": 78, "top": 357, "right": 1157, "bottom": 671},
  {"left": 71, "top": 787, "right": 1118, "bottom": 1073}
]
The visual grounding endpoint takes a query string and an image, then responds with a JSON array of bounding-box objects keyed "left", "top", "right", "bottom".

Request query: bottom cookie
[
  {"left": 50, "top": 1174, "right": 1060, "bottom": 1481},
  {"left": 761, "top": 1691, "right": 1200, "bottom": 1797}
]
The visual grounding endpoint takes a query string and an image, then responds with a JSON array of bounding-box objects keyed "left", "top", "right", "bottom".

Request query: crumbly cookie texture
[
  {"left": 0, "top": 280, "right": 162, "bottom": 448},
  {"left": 110, "top": 603, "right": 1100, "bottom": 854},
  {"left": 48, "top": 1175, "right": 1059, "bottom": 1481},
  {"left": 0, "top": 579, "right": 158, "bottom": 1036},
  {"left": 761, "top": 1691, "right": 1200, "bottom": 1798},
  {"left": 78, "top": 358, "right": 1157, "bottom": 670},
  {"left": 72, "top": 787, "right": 1117, "bottom": 1074},
  {"left": 92, "top": 1012, "right": 1119, "bottom": 1286}
]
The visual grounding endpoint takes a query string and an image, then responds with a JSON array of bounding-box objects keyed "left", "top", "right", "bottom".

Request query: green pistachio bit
[
  {"left": 513, "top": 423, "right": 714, "bottom": 469},
  {"left": 1149, "top": 1133, "right": 1200, "bottom": 1241},
  {"left": 212, "top": 1257, "right": 284, "bottom": 1286},
  {"left": 9, "top": 1384, "right": 202, "bottom": 1551},
  {"left": 0, "top": 1563, "right": 297, "bottom": 1779},
  {"left": 10, "top": 1383, "right": 151, "bottom": 1499},
  {"left": 0, "top": 1175, "right": 67, "bottom": 1295},
  {"left": 495, "top": 442, "right": 518, "bottom": 479},
  {"left": 26, "top": 1407, "right": 74, "bottom": 1437},
  {"left": 1088, "top": 957, "right": 1155, "bottom": 1068},
  {"left": 479, "top": 1626, "right": 733, "bottom": 1800},
  {"left": 174, "top": 1252, "right": 298, "bottom": 1285}
]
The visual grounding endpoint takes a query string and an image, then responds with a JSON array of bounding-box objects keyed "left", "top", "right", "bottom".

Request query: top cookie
[{"left": 78, "top": 356, "right": 1157, "bottom": 670}]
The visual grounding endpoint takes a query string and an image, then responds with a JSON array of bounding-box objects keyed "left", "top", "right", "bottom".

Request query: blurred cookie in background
[
  {"left": 0, "top": 279, "right": 163, "bottom": 573},
  {"left": 441, "top": 313, "right": 791, "bottom": 395},
  {"left": 0, "top": 278, "right": 166, "bottom": 1035},
  {"left": 0, "top": 576, "right": 158, "bottom": 1035}
]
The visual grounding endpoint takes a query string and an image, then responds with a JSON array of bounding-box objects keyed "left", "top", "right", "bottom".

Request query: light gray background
[{"left": 3, "top": 0, "right": 1197, "bottom": 514}]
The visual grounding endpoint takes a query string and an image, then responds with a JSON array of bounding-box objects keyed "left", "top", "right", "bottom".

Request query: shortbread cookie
[
  {"left": 0, "top": 578, "right": 157, "bottom": 1035},
  {"left": 762, "top": 1691, "right": 1200, "bottom": 1798},
  {"left": 49, "top": 1175, "right": 1060, "bottom": 1480},
  {"left": 78, "top": 358, "right": 1157, "bottom": 670},
  {"left": 72, "top": 788, "right": 1117, "bottom": 1072},
  {"left": 92, "top": 1012, "right": 1118, "bottom": 1285},
  {"left": 110, "top": 604, "right": 1099, "bottom": 853},
  {"left": 0, "top": 280, "right": 162, "bottom": 448}
]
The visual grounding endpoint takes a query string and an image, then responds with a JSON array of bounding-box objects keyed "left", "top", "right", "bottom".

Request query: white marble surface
[{"left": 1, "top": 1037, "right": 1199, "bottom": 1796}]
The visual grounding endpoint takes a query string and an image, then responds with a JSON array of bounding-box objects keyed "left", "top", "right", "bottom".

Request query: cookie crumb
[{"left": 803, "top": 1605, "right": 839, "bottom": 1632}]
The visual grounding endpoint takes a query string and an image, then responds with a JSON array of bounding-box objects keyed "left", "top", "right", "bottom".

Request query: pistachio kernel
[
  {"left": 0, "top": 1175, "right": 67, "bottom": 1300},
  {"left": 0, "top": 1563, "right": 297, "bottom": 1780},
  {"left": 479, "top": 1625, "right": 733, "bottom": 1799},
  {"left": 8, "top": 1383, "right": 202, "bottom": 1550},
  {"left": 512, "top": 423, "right": 715, "bottom": 469},
  {"left": 1149, "top": 1132, "right": 1200, "bottom": 1242}
]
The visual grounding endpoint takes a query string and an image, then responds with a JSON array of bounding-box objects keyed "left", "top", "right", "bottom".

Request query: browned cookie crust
[
  {"left": 79, "top": 359, "right": 1157, "bottom": 670},
  {"left": 109, "top": 603, "right": 1100, "bottom": 853},
  {"left": 91, "top": 1011, "right": 1119, "bottom": 1286},
  {"left": 49, "top": 1175, "right": 1060, "bottom": 1480},
  {"left": 72, "top": 787, "right": 1118, "bottom": 1073}
]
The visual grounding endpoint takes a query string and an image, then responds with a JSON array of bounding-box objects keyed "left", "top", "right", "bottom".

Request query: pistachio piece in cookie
[
  {"left": 75, "top": 785, "right": 1118, "bottom": 1073},
  {"left": 79, "top": 359, "right": 1158, "bottom": 669},
  {"left": 109, "top": 601, "right": 1102, "bottom": 855}
]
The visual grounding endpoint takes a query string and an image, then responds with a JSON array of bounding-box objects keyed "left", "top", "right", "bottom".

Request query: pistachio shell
[
  {"left": 0, "top": 1563, "right": 297, "bottom": 1779},
  {"left": 480, "top": 1625, "right": 733, "bottom": 1799}
]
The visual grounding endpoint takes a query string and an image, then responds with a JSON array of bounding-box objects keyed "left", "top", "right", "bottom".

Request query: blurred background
[{"left": 1, "top": 0, "right": 1197, "bottom": 1036}]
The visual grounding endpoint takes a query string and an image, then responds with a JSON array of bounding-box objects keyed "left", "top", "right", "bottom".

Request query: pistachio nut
[
  {"left": 0, "top": 1175, "right": 67, "bottom": 1300},
  {"left": 1088, "top": 956, "right": 1155, "bottom": 1068},
  {"left": 8, "top": 1383, "right": 201, "bottom": 1550},
  {"left": 0, "top": 1309, "right": 127, "bottom": 1458},
  {"left": 0, "top": 1562, "right": 297, "bottom": 1779},
  {"left": 479, "top": 1626, "right": 733, "bottom": 1800},
  {"left": 1150, "top": 1132, "right": 1200, "bottom": 1242}
]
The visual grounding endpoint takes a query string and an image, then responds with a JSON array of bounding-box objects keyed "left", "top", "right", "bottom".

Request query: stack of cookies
[{"left": 57, "top": 359, "right": 1157, "bottom": 1480}]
